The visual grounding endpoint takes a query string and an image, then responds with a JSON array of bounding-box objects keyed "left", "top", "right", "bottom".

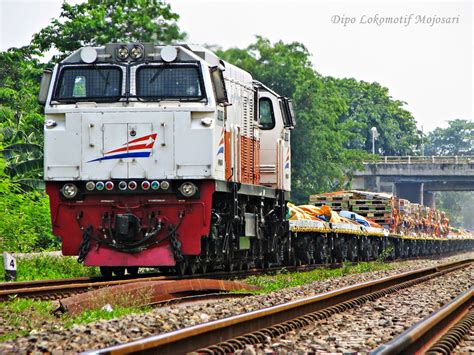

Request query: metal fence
[{"left": 371, "top": 156, "right": 474, "bottom": 164}]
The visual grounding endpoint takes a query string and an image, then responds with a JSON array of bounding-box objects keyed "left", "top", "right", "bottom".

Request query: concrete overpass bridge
[{"left": 352, "top": 156, "right": 474, "bottom": 207}]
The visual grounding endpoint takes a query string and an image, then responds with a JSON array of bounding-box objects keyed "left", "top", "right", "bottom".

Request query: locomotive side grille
[
  {"left": 240, "top": 92, "right": 259, "bottom": 185},
  {"left": 241, "top": 95, "right": 250, "bottom": 184}
]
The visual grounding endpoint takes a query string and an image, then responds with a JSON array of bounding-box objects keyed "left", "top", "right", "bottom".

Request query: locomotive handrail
[{"left": 367, "top": 156, "right": 474, "bottom": 164}]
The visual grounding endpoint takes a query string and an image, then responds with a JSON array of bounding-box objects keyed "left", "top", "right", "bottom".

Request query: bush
[{"left": 0, "top": 158, "right": 58, "bottom": 252}]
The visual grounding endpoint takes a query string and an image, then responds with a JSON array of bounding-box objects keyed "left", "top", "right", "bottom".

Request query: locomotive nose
[{"left": 114, "top": 213, "right": 141, "bottom": 240}]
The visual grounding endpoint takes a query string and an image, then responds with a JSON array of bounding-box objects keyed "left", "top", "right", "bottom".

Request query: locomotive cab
[{"left": 257, "top": 83, "right": 294, "bottom": 190}]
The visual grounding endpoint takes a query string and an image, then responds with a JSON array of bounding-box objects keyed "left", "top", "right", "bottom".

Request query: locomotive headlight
[
  {"left": 160, "top": 180, "right": 170, "bottom": 190},
  {"left": 179, "top": 182, "right": 198, "bottom": 197},
  {"left": 61, "top": 183, "right": 78, "bottom": 198},
  {"left": 85, "top": 181, "right": 96, "bottom": 191},
  {"left": 117, "top": 45, "right": 129, "bottom": 60},
  {"left": 130, "top": 45, "right": 143, "bottom": 60}
]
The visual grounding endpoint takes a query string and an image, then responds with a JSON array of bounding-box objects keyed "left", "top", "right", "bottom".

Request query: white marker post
[{"left": 3, "top": 252, "right": 17, "bottom": 281}]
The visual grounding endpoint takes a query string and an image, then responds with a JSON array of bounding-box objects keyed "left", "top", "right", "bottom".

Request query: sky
[{"left": 0, "top": 0, "right": 472, "bottom": 132}]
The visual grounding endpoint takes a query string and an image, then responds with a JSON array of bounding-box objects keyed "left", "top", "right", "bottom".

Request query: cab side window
[{"left": 259, "top": 98, "right": 275, "bottom": 130}]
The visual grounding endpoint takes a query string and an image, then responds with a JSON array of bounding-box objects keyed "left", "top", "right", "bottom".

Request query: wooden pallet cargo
[
  {"left": 308, "top": 190, "right": 450, "bottom": 237},
  {"left": 309, "top": 192, "right": 353, "bottom": 203}
]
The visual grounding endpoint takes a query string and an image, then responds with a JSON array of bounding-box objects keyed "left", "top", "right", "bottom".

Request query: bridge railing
[{"left": 370, "top": 156, "right": 474, "bottom": 164}]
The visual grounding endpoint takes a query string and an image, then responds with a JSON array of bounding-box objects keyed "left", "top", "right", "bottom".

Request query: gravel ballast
[
  {"left": 0, "top": 252, "right": 472, "bottom": 353},
  {"left": 252, "top": 265, "right": 473, "bottom": 353}
]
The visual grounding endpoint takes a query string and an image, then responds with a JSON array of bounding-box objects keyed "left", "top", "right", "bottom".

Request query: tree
[
  {"left": 329, "top": 78, "right": 421, "bottom": 155},
  {"left": 0, "top": 47, "right": 45, "bottom": 188},
  {"left": 424, "top": 119, "right": 473, "bottom": 156},
  {"left": 219, "top": 37, "right": 366, "bottom": 202},
  {"left": 32, "top": 0, "right": 186, "bottom": 61}
]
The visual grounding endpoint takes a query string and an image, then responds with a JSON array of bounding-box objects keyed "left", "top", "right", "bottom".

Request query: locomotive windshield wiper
[
  {"left": 99, "top": 71, "right": 111, "bottom": 95},
  {"left": 149, "top": 67, "right": 165, "bottom": 84}
]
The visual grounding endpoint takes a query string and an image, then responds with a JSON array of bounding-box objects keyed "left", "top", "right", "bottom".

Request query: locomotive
[
  {"left": 39, "top": 43, "right": 294, "bottom": 277},
  {"left": 39, "top": 43, "right": 472, "bottom": 277}
]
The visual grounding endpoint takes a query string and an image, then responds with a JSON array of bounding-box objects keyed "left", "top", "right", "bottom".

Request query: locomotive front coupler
[{"left": 114, "top": 213, "right": 141, "bottom": 241}]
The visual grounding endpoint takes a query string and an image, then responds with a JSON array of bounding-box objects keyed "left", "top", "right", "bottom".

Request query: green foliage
[
  {"left": 0, "top": 47, "right": 45, "bottom": 187},
  {"left": 329, "top": 78, "right": 421, "bottom": 155},
  {"left": 0, "top": 158, "right": 57, "bottom": 253},
  {"left": 0, "top": 255, "right": 99, "bottom": 282},
  {"left": 33, "top": 0, "right": 186, "bottom": 60},
  {"left": 245, "top": 261, "right": 392, "bottom": 293},
  {"left": 424, "top": 119, "right": 473, "bottom": 156}
]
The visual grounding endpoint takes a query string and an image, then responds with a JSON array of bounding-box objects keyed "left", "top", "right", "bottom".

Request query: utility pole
[
  {"left": 421, "top": 125, "right": 425, "bottom": 156},
  {"left": 371, "top": 127, "right": 379, "bottom": 155}
]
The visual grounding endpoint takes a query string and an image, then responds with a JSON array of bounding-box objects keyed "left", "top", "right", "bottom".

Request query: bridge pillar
[
  {"left": 395, "top": 182, "right": 424, "bottom": 204},
  {"left": 423, "top": 191, "right": 436, "bottom": 209}
]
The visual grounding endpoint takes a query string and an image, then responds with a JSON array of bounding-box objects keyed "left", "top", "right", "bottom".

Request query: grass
[
  {"left": 0, "top": 297, "right": 149, "bottom": 342},
  {"left": 63, "top": 305, "right": 151, "bottom": 328},
  {"left": 244, "top": 261, "right": 394, "bottom": 293},
  {"left": 0, "top": 255, "right": 99, "bottom": 282},
  {"left": 0, "top": 298, "right": 56, "bottom": 342}
]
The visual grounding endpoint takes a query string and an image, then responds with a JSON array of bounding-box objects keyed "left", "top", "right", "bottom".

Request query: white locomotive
[{"left": 39, "top": 43, "right": 295, "bottom": 276}]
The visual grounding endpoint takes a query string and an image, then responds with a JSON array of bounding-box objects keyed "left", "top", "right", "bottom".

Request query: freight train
[{"left": 39, "top": 43, "right": 473, "bottom": 277}]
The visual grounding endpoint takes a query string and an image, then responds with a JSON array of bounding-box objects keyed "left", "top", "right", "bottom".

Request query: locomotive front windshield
[
  {"left": 136, "top": 65, "right": 204, "bottom": 100},
  {"left": 52, "top": 63, "right": 205, "bottom": 103},
  {"left": 54, "top": 66, "right": 122, "bottom": 102}
]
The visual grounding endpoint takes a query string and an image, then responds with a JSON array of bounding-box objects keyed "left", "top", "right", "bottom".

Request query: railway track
[
  {"left": 373, "top": 286, "right": 473, "bottom": 354},
  {"left": 2, "top": 251, "right": 464, "bottom": 302},
  {"left": 89, "top": 258, "right": 472, "bottom": 354},
  {"left": 0, "top": 263, "right": 338, "bottom": 302}
]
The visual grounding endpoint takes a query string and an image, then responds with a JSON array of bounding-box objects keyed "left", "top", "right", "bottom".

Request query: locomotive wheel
[
  {"left": 339, "top": 235, "right": 349, "bottom": 262},
  {"left": 199, "top": 260, "right": 208, "bottom": 274},
  {"left": 235, "top": 260, "right": 244, "bottom": 271},
  {"left": 187, "top": 257, "right": 198, "bottom": 275},
  {"left": 360, "top": 237, "right": 370, "bottom": 261},
  {"left": 176, "top": 262, "right": 187, "bottom": 276},
  {"left": 255, "top": 258, "right": 265, "bottom": 269},
  {"left": 100, "top": 266, "right": 113, "bottom": 278},
  {"left": 346, "top": 237, "right": 356, "bottom": 262},
  {"left": 188, "top": 264, "right": 197, "bottom": 275},
  {"left": 225, "top": 261, "right": 235, "bottom": 272}
]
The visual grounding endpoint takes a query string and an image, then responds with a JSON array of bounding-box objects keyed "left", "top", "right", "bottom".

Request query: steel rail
[
  {"left": 372, "top": 286, "right": 473, "bottom": 355},
  {"left": 0, "top": 263, "right": 339, "bottom": 301},
  {"left": 87, "top": 258, "right": 473, "bottom": 355}
]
